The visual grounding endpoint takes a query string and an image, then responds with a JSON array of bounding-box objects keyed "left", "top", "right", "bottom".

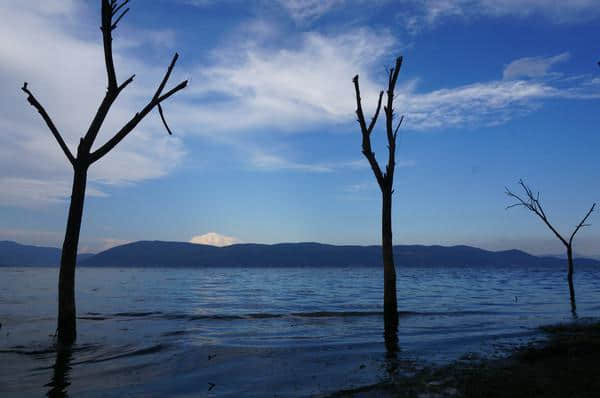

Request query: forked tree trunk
[
  {"left": 21, "top": 0, "right": 187, "bottom": 345},
  {"left": 57, "top": 165, "right": 88, "bottom": 344},
  {"left": 381, "top": 190, "right": 398, "bottom": 332},
  {"left": 506, "top": 180, "right": 594, "bottom": 320},
  {"left": 352, "top": 56, "right": 404, "bottom": 353},
  {"left": 566, "top": 245, "right": 576, "bottom": 316}
]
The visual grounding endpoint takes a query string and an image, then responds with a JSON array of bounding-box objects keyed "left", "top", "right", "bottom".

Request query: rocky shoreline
[{"left": 329, "top": 319, "right": 600, "bottom": 398}]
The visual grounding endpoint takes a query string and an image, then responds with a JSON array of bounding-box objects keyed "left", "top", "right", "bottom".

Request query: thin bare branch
[
  {"left": 384, "top": 56, "right": 403, "bottom": 183},
  {"left": 90, "top": 80, "right": 187, "bottom": 163},
  {"left": 83, "top": 73, "right": 135, "bottom": 151},
  {"left": 154, "top": 53, "right": 179, "bottom": 101},
  {"left": 368, "top": 92, "right": 384, "bottom": 134},
  {"left": 506, "top": 180, "right": 569, "bottom": 247},
  {"left": 89, "top": 54, "right": 188, "bottom": 164},
  {"left": 111, "top": 7, "right": 130, "bottom": 30},
  {"left": 78, "top": 2, "right": 127, "bottom": 153},
  {"left": 505, "top": 188, "right": 533, "bottom": 211},
  {"left": 101, "top": 0, "right": 117, "bottom": 91},
  {"left": 158, "top": 103, "right": 173, "bottom": 135},
  {"left": 21, "top": 83, "right": 75, "bottom": 166},
  {"left": 112, "top": 0, "right": 130, "bottom": 16},
  {"left": 353, "top": 74, "right": 385, "bottom": 187},
  {"left": 117, "top": 74, "right": 136, "bottom": 93},
  {"left": 361, "top": 149, "right": 385, "bottom": 189},
  {"left": 156, "top": 80, "right": 188, "bottom": 103},
  {"left": 393, "top": 115, "right": 404, "bottom": 141},
  {"left": 569, "top": 203, "right": 596, "bottom": 245}
]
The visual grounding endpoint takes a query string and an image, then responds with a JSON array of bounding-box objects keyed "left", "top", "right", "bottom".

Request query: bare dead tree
[
  {"left": 21, "top": 0, "right": 187, "bottom": 344},
  {"left": 353, "top": 56, "right": 404, "bottom": 347},
  {"left": 506, "top": 179, "right": 595, "bottom": 316}
]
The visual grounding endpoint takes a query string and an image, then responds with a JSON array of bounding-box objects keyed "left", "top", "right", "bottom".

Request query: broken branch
[{"left": 21, "top": 82, "right": 75, "bottom": 166}]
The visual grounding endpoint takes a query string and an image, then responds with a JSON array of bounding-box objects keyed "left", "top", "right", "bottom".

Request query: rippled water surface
[{"left": 1, "top": 265, "right": 599, "bottom": 397}]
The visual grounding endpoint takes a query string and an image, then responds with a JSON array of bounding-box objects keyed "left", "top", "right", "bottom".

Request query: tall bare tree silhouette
[
  {"left": 21, "top": 0, "right": 188, "bottom": 344},
  {"left": 506, "top": 179, "right": 595, "bottom": 316},
  {"left": 353, "top": 56, "right": 404, "bottom": 348}
]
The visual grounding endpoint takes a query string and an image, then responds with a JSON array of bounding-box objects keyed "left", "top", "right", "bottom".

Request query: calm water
[{"left": 1, "top": 265, "right": 599, "bottom": 397}]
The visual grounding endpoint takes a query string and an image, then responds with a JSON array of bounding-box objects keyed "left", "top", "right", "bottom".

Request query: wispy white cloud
[
  {"left": 0, "top": 177, "right": 107, "bottom": 208},
  {"left": 0, "top": 1, "right": 187, "bottom": 207},
  {"left": 397, "top": 52, "right": 600, "bottom": 130},
  {"left": 114, "top": 28, "right": 178, "bottom": 50},
  {"left": 248, "top": 150, "right": 381, "bottom": 173},
  {"left": 247, "top": 148, "right": 417, "bottom": 174},
  {"left": 277, "top": 0, "right": 344, "bottom": 24},
  {"left": 402, "top": 79, "right": 555, "bottom": 130},
  {"left": 250, "top": 151, "right": 334, "bottom": 172},
  {"left": 181, "top": 27, "right": 598, "bottom": 136},
  {"left": 398, "top": 0, "right": 600, "bottom": 32},
  {"left": 397, "top": 159, "right": 417, "bottom": 168},
  {"left": 503, "top": 53, "right": 570, "bottom": 80},
  {"left": 343, "top": 181, "right": 376, "bottom": 193},
  {"left": 181, "top": 0, "right": 345, "bottom": 24},
  {"left": 190, "top": 232, "right": 241, "bottom": 246},
  {"left": 464, "top": 0, "right": 600, "bottom": 22},
  {"left": 179, "top": 0, "right": 216, "bottom": 7},
  {"left": 17, "top": 0, "right": 81, "bottom": 17},
  {"left": 179, "top": 0, "right": 230, "bottom": 7},
  {"left": 174, "top": 26, "right": 396, "bottom": 134},
  {"left": 184, "top": 0, "right": 600, "bottom": 28}
]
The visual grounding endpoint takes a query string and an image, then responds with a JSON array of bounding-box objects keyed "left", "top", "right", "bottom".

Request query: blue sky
[{"left": 0, "top": 0, "right": 599, "bottom": 256}]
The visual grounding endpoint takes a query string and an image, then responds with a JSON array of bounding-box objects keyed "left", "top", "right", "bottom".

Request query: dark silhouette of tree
[
  {"left": 353, "top": 56, "right": 404, "bottom": 348},
  {"left": 506, "top": 179, "right": 595, "bottom": 316},
  {"left": 21, "top": 0, "right": 187, "bottom": 345}
]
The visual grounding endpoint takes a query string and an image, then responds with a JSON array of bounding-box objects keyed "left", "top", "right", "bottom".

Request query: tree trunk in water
[
  {"left": 566, "top": 245, "right": 576, "bottom": 317},
  {"left": 57, "top": 165, "right": 88, "bottom": 344},
  {"left": 381, "top": 191, "right": 398, "bottom": 352}
]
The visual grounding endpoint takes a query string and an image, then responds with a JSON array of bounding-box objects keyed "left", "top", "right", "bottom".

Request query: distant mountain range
[
  {"left": 0, "top": 241, "right": 94, "bottom": 267},
  {"left": 1, "top": 240, "right": 599, "bottom": 269}
]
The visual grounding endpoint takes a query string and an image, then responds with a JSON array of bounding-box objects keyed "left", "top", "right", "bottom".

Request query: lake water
[{"left": 1, "top": 265, "right": 599, "bottom": 397}]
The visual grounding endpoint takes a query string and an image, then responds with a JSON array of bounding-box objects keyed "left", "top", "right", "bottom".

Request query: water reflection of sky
[{"left": 1, "top": 265, "right": 599, "bottom": 396}]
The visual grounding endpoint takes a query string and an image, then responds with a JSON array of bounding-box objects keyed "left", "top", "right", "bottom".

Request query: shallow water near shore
[{"left": 1, "top": 265, "right": 599, "bottom": 397}]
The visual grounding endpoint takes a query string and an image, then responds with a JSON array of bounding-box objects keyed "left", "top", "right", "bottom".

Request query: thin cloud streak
[
  {"left": 0, "top": 177, "right": 107, "bottom": 209},
  {"left": 503, "top": 53, "right": 570, "bottom": 80},
  {"left": 186, "top": 0, "right": 600, "bottom": 27},
  {"left": 396, "top": 0, "right": 600, "bottom": 34},
  {"left": 247, "top": 151, "right": 401, "bottom": 173},
  {"left": 180, "top": 31, "right": 599, "bottom": 134},
  {"left": 177, "top": 27, "right": 396, "bottom": 134},
  {"left": 277, "top": 0, "right": 344, "bottom": 24}
]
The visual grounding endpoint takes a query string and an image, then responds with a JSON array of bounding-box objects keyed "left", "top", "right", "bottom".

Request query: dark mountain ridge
[
  {"left": 81, "top": 240, "right": 599, "bottom": 268},
  {"left": 2, "top": 240, "right": 599, "bottom": 269},
  {"left": 0, "top": 240, "right": 93, "bottom": 267}
]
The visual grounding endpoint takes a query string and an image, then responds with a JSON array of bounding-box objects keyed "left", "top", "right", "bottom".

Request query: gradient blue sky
[{"left": 1, "top": 0, "right": 599, "bottom": 255}]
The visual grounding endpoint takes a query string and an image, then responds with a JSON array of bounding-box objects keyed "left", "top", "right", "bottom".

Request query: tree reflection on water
[{"left": 45, "top": 345, "right": 72, "bottom": 398}]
